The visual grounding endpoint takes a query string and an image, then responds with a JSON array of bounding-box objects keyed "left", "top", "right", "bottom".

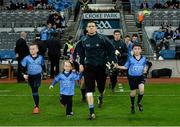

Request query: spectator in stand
[
  {"left": 47, "top": 32, "right": 62, "bottom": 78},
  {"left": 60, "top": 12, "right": 66, "bottom": 29},
  {"left": 140, "top": 0, "right": 149, "bottom": 9},
  {"left": 163, "top": 0, "right": 172, "bottom": 8},
  {"left": 173, "top": 24, "right": 180, "bottom": 39},
  {"left": 173, "top": 29, "right": 180, "bottom": 40},
  {"left": 9, "top": 0, "right": 16, "bottom": 10},
  {"left": 152, "top": 29, "right": 165, "bottom": 45},
  {"left": 54, "top": 13, "right": 62, "bottom": 28},
  {"left": 36, "top": 2, "right": 43, "bottom": 9},
  {"left": 20, "top": 2, "right": 27, "bottom": 9},
  {"left": 138, "top": 11, "right": 144, "bottom": 28},
  {"left": 153, "top": 0, "right": 163, "bottom": 9},
  {"left": 43, "top": 3, "right": 47, "bottom": 9},
  {"left": 15, "top": 32, "right": 29, "bottom": 83},
  {"left": 15, "top": 2, "right": 20, "bottom": 9},
  {"left": 163, "top": 27, "right": 174, "bottom": 49},
  {"left": 172, "top": 0, "right": 180, "bottom": 9},
  {"left": 27, "top": 3, "right": 34, "bottom": 11}
]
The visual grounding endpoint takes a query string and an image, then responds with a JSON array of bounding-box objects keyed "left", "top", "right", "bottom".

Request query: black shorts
[
  {"left": 28, "top": 74, "right": 42, "bottom": 88},
  {"left": 84, "top": 64, "right": 107, "bottom": 93},
  {"left": 128, "top": 75, "right": 145, "bottom": 90},
  {"left": 60, "top": 94, "right": 73, "bottom": 106}
]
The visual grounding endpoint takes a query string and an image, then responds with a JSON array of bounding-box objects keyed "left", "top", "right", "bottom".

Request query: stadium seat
[{"left": 159, "top": 49, "right": 176, "bottom": 59}]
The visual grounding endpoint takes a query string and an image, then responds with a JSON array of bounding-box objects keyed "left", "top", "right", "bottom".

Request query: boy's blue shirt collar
[
  {"left": 30, "top": 54, "right": 39, "bottom": 60},
  {"left": 62, "top": 70, "right": 72, "bottom": 77},
  {"left": 133, "top": 55, "right": 143, "bottom": 61}
]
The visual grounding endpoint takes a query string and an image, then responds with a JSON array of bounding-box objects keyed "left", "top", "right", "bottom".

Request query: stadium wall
[{"left": 149, "top": 60, "right": 180, "bottom": 77}]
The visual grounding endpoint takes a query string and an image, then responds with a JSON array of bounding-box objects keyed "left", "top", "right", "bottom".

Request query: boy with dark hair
[
  {"left": 21, "top": 43, "right": 46, "bottom": 114},
  {"left": 132, "top": 34, "right": 139, "bottom": 43},
  {"left": 49, "top": 60, "right": 82, "bottom": 117},
  {"left": 116, "top": 43, "right": 147, "bottom": 114}
]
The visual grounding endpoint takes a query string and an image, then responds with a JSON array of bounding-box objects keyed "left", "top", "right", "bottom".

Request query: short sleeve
[{"left": 124, "top": 58, "right": 130, "bottom": 69}]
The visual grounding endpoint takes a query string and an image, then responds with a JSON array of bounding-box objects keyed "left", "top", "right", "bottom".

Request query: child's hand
[
  {"left": 79, "top": 65, "right": 84, "bottom": 72},
  {"left": 23, "top": 74, "right": 28, "bottom": 80},
  {"left": 49, "top": 85, "right": 54, "bottom": 89}
]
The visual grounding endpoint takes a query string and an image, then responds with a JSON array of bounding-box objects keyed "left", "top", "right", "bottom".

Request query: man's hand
[
  {"left": 106, "top": 62, "right": 111, "bottom": 69},
  {"left": 106, "top": 61, "right": 118, "bottom": 69},
  {"left": 79, "top": 65, "right": 84, "bottom": 72}
]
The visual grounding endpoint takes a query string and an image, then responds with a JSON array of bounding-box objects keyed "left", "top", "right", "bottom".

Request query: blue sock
[{"left": 89, "top": 104, "right": 94, "bottom": 114}]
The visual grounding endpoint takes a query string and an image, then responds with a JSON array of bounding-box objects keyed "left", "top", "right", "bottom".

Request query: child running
[
  {"left": 21, "top": 43, "right": 46, "bottom": 114},
  {"left": 116, "top": 43, "right": 147, "bottom": 113},
  {"left": 49, "top": 60, "right": 82, "bottom": 117}
]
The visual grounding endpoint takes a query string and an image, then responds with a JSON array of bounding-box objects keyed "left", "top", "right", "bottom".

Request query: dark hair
[
  {"left": 125, "top": 35, "right": 131, "bottom": 38},
  {"left": 87, "top": 20, "right": 96, "bottom": 26},
  {"left": 113, "top": 30, "right": 121, "bottom": 34},
  {"left": 132, "top": 33, "right": 138, "bottom": 37},
  {"left": 132, "top": 43, "right": 142, "bottom": 49},
  {"left": 29, "top": 42, "right": 39, "bottom": 49},
  {"left": 68, "top": 35, "right": 73, "bottom": 40}
]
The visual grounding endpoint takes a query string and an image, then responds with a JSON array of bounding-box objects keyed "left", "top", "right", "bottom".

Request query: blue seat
[
  {"left": 159, "top": 50, "right": 176, "bottom": 59},
  {"left": 0, "top": 50, "right": 16, "bottom": 60}
]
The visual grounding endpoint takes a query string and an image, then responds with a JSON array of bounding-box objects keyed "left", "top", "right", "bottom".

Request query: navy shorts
[
  {"left": 28, "top": 74, "right": 42, "bottom": 88},
  {"left": 128, "top": 75, "right": 145, "bottom": 90},
  {"left": 84, "top": 64, "right": 107, "bottom": 93}
]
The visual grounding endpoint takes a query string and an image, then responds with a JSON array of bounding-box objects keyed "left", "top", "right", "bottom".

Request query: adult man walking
[{"left": 75, "top": 21, "right": 117, "bottom": 119}]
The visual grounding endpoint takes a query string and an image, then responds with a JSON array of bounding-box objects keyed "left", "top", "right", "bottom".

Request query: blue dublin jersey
[
  {"left": 51, "top": 71, "right": 82, "bottom": 96},
  {"left": 21, "top": 55, "right": 44, "bottom": 75},
  {"left": 124, "top": 55, "right": 147, "bottom": 76}
]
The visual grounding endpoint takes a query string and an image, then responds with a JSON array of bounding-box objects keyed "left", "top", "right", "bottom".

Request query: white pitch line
[
  {"left": 0, "top": 94, "right": 180, "bottom": 97},
  {"left": 0, "top": 90, "right": 12, "bottom": 93}
]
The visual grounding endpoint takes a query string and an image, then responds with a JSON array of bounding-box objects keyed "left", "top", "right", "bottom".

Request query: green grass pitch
[{"left": 0, "top": 83, "right": 180, "bottom": 126}]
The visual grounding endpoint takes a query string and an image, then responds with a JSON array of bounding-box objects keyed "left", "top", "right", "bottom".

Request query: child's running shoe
[
  {"left": 137, "top": 103, "right": 143, "bottom": 112},
  {"left": 33, "top": 107, "right": 39, "bottom": 114},
  {"left": 130, "top": 105, "right": 135, "bottom": 114},
  {"left": 89, "top": 113, "right": 96, "bottom": 120}
]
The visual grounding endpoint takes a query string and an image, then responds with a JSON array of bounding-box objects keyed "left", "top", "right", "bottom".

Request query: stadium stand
[{"left": 0, "top": 0, "right": 74, "bottom": 79}]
